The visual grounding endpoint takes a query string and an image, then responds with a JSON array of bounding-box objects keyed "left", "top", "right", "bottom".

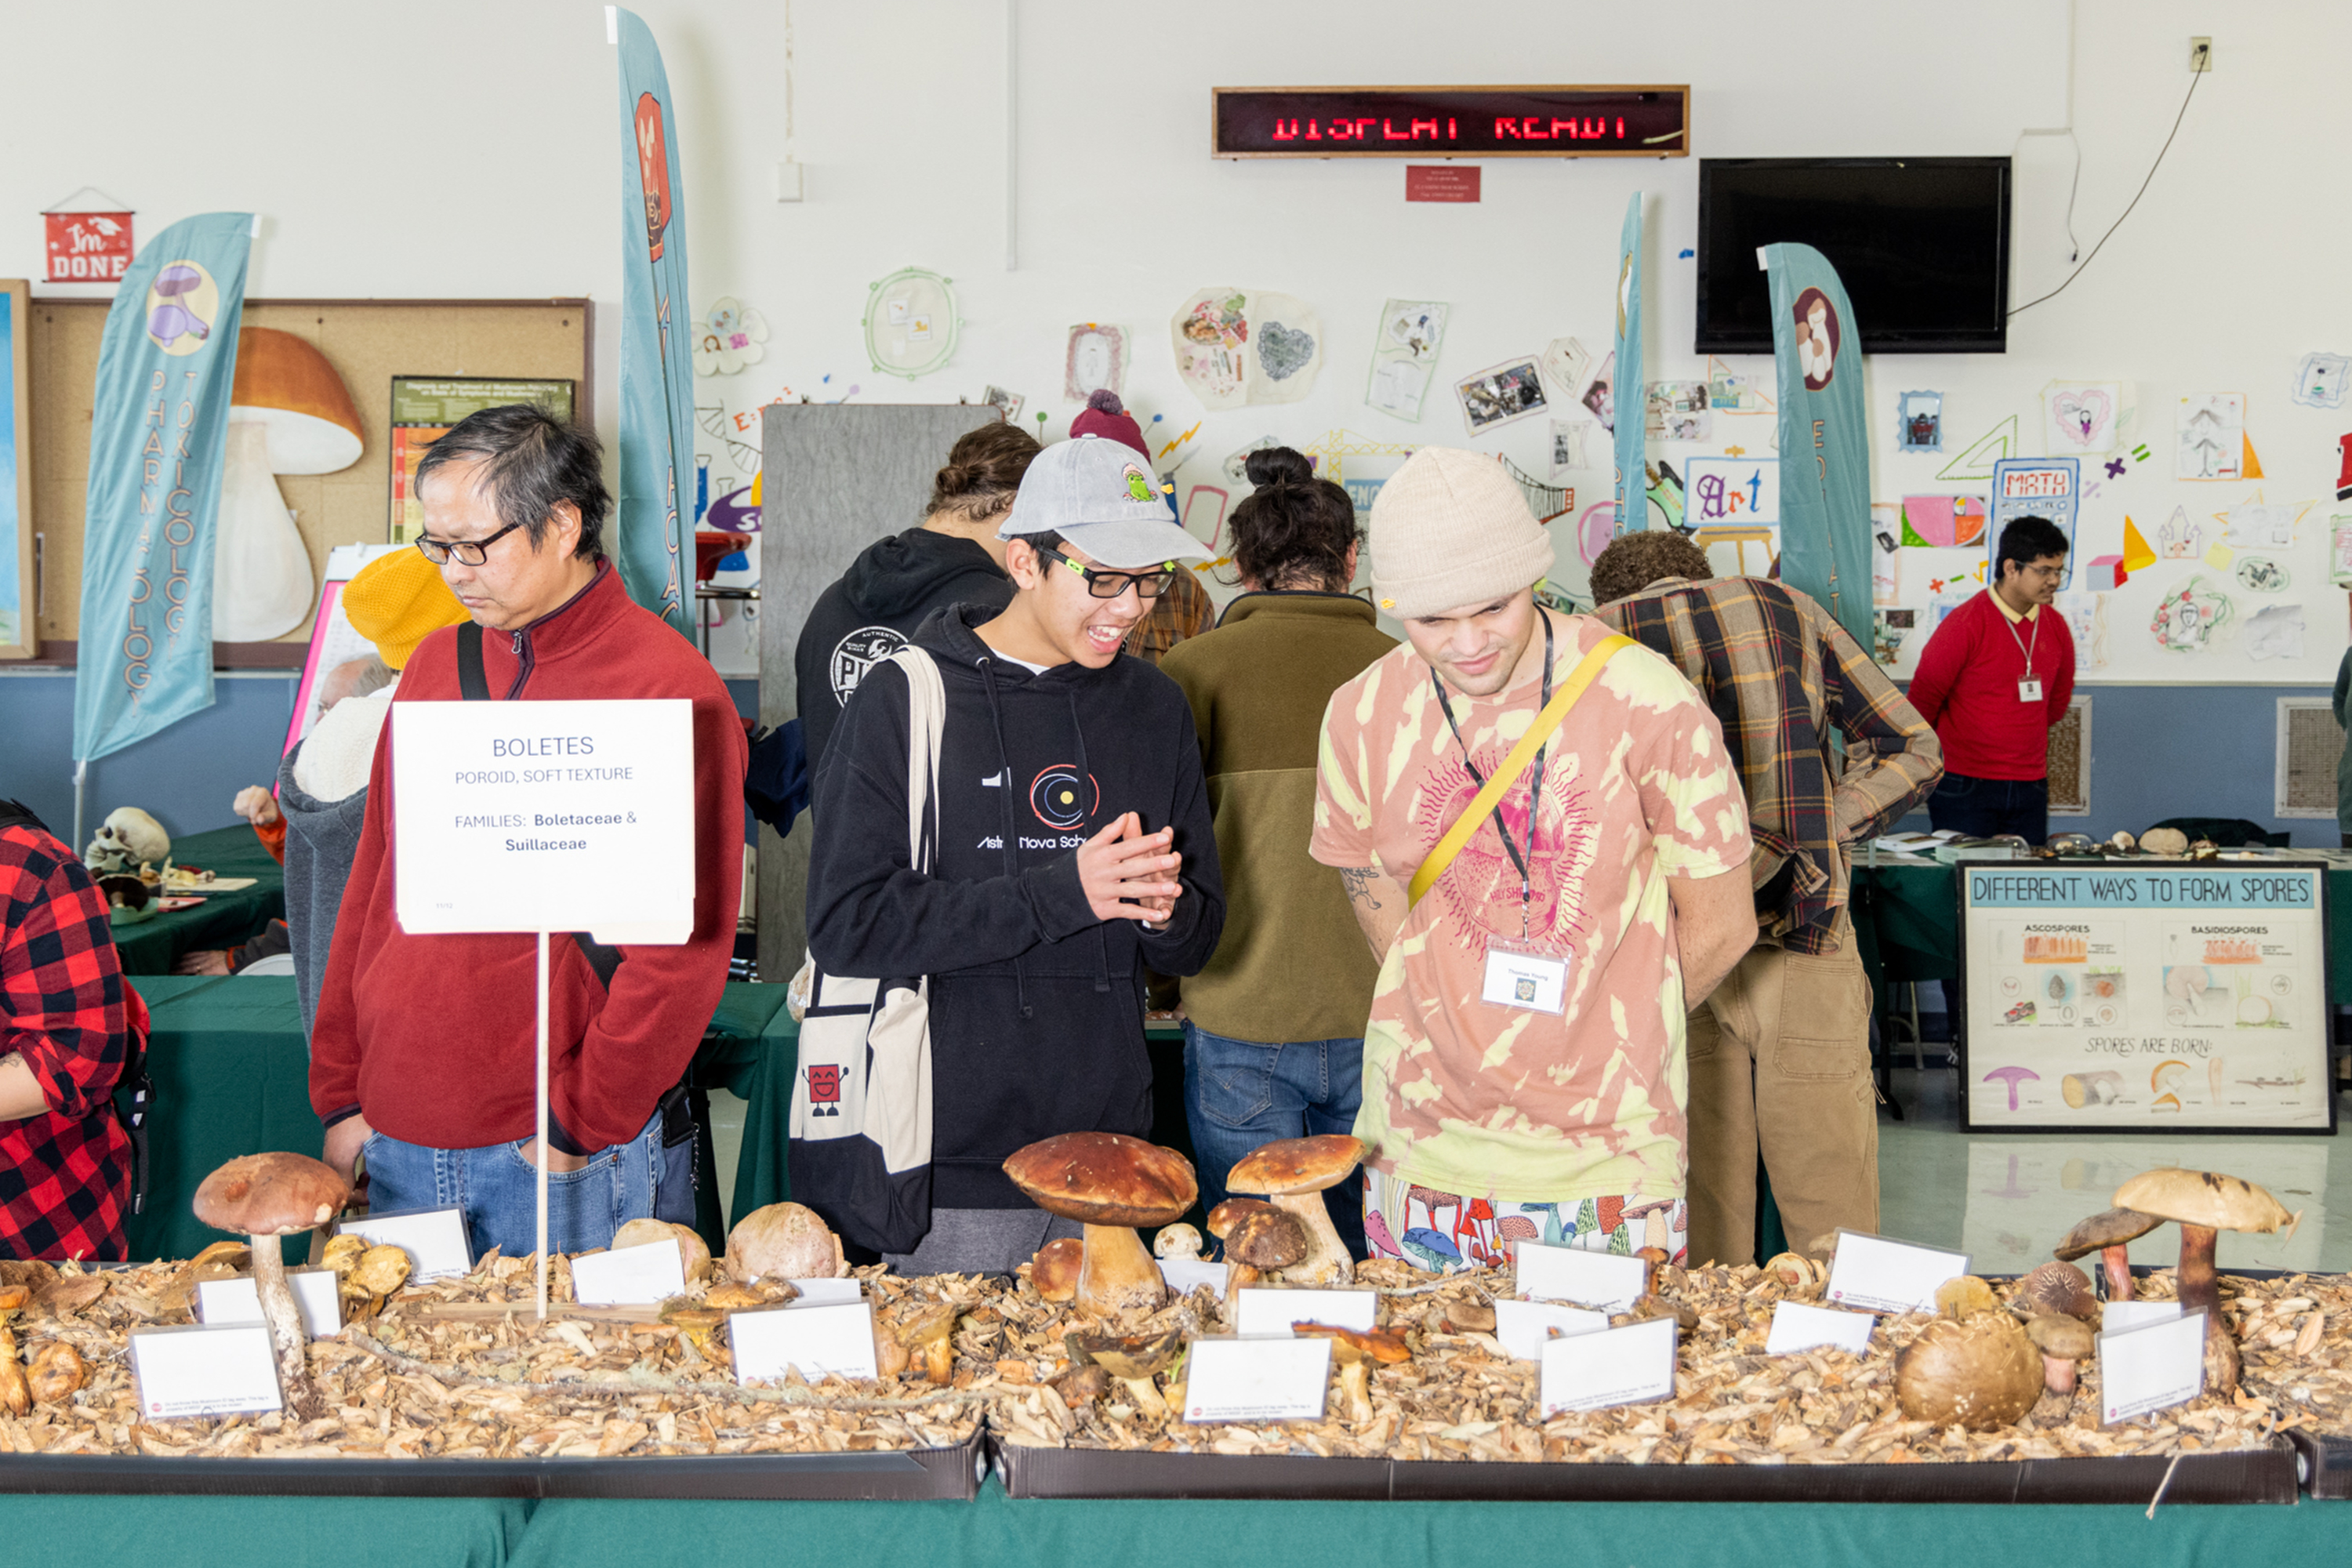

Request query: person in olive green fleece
[{"left": 1159, "top": 447, "right": 1396, "bottom": 1256}]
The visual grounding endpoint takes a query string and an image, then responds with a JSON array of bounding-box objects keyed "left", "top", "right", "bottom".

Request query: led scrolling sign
[{"left": 1212, "top": 86, "right": 1690, "bottom": 159}]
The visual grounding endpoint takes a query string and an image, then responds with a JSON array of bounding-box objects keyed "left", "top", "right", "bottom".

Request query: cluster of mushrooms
[{"left": 2031, "top": 827, "right": 2219, "bottom": 861}]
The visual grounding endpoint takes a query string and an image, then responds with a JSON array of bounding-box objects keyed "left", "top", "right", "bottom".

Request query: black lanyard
[{"left": 1432, "top": 612, "right": 1554, "bottom": 935}]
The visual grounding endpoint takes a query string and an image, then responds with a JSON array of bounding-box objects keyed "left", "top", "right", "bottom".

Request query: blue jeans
[
  {"left": 1182, "top": 1021, "right": 1367, "bottom": 1261},
  {"left": 362, "top": 1109, "right": 666, "bottom": 1263},
  {"left": 1929, "top": 771, "right": 2049, "bottom": 1042}
]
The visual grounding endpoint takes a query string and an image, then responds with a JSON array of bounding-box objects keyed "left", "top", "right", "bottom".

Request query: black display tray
[
  {"left": 2285, "top": 1427, "right": 2352, "bottom": 1498},
  {"left": 993, "top": 1436, "right": 2299, "bottom": 1504},
  {"left": 0, "top": 1428, "right": 985, "bottom": 1501}
]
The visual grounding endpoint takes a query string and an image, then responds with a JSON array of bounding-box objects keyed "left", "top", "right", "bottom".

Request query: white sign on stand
[{"left": 391, "top": 698, "right": 699, "bottom": 1317}]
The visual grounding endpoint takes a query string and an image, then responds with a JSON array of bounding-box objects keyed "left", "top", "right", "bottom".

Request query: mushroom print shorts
[{"left": 1361, "top": 1168, "right": 1688, "bottom": 1271}]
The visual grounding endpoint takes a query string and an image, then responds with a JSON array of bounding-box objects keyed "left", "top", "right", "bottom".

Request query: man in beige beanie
[{"left": 1309, "top": 448, "right": 1755, "bottom": 1269}]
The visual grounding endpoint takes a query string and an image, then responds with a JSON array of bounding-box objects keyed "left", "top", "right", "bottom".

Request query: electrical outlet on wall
[{"left": 2189, "top": 36, "right": 2213, "bottom": 72}]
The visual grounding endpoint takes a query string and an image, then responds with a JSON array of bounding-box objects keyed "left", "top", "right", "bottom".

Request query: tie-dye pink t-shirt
[{"left": 1310, "top": 612, "right": 1749, "bottom": 1203}]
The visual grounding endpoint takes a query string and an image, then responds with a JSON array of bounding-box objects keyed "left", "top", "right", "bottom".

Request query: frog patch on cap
[{"left": 1120, "top": 463, "right": 1154, "bottom": 503}]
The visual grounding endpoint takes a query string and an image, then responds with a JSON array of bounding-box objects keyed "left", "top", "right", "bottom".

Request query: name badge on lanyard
[
  {"left": 2006, "top": 608, "right": 2043, "bottom": 705},
  {"left": 2018, "top": 677, "right": 2044, "bottom": 702},
  {"left": 1483, "top": 936, "right": 1570, "bottom": 1014}
]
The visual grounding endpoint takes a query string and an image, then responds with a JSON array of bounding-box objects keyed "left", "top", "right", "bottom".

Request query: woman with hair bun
[
  {"left": 793, "top": 421, "right": 1042, "bottom": 770},
  {"left": 1158, "top": 446, "right": 1396, "bottom": 1254}
]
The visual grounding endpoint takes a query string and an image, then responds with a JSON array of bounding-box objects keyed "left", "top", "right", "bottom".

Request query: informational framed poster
[
  {"left": 389, "top": 376, "right": 576, "bottom": 544},
  {"left": 1985, "top": 456, "right": 2078, "bottom": 591},
  {"left": 1960, "top": 860, "right": 2333, "bottom": 1134}
]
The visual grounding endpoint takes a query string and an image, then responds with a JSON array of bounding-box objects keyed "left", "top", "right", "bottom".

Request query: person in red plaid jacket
[{"left": 1, "top": 798, "right": 143, "bottom": 1261}]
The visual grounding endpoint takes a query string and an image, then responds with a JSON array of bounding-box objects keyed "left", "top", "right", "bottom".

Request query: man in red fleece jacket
[{"left": 310, "top": 406, "right": 745, "bottom": 1259}]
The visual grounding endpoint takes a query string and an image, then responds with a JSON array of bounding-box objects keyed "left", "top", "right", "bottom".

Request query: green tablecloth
[
  {"left": 120, "top": 976, "right": 790, "bottom": 1263},
  {"left": 109, "top": 822, "right": 287, "bottom": 975},
  {"left": 0, "top": 1496, "right": 526, "bottom": 1566}
]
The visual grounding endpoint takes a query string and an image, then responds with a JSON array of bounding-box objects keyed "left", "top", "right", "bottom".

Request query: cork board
[{"left": 25, "top": 296, "right": 590, "bottom": 659}]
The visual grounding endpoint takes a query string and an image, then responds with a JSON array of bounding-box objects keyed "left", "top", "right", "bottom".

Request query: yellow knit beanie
[
  {"left": 1368, "top": 448, "right": 1555, "bottom": 619},
  {"left": 342, "top": 549, "right": 470, "bottom": 670}
]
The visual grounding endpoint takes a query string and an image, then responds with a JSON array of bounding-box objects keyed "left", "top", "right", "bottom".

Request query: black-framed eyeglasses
[
  {"left": 413, "top": 518, "right": 528, "bottom": 566},
  {"left": 1035, "top": 545, "right": 1177, "bottom": 600}
]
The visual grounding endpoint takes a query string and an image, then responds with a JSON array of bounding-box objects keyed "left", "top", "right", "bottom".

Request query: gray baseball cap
[{"left": 996, "top": 434, "right": 1210, "bottom": 569}]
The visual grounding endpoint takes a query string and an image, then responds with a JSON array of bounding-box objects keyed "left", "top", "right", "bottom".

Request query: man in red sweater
[{"left": 310, "top": 406, "right": 746, "bottom": 1260}]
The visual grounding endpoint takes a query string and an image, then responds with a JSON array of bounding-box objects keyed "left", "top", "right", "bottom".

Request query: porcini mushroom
[
  {"left": 1153, "top": 1223, "right": 1204, "bottom": 1262},
  {"left": 899, "top": 1302, "right": 959, "bottom": 1384},
  {"left": 2025, "top": 1314, "right": 2093, "bottom": 1397},
  {"left": 214, "top": 328, "right": 365, "bottom": 641},
  {"left": 1294, "top": 1322, "right": 1410, "bottom": 1425},
  {"left": 24, "top": 1341, "right": 85, "bottom": 1404},
  {"left": 613, "top": 1217, "right": 715, "bottom": 1284},
  {"left": 1223, "top": 1135, "right": 1363, "bottom": 1286},
  {"left": 344, "top": 1244, "right": 412, "bottom": 1319},
  {"left": 725, "top": 1202, "right": 848, "bottom": 1283},
  {"left": 1896, "top": 1313, "right": 2043, "bottom": 1429},
  {"left": 2054, "top": 1207, "right": 2161, "bottom": 1302},
  {"left": 1003, "top": 1133, "right": 1198, "bottom": 1319},
  {"left": 2111, "top": 1167, "right": 2298, "bottom": 1396},
  {"left": 193, "top": 1152, "right": 350, "bottom": 1420},
  {"left": 2013, "top": 1259, "right": 2100, "bottom": 1323},
  {"left": 1066, "top": 1327, "right": 1182, "bottom": 1419},
  {"left": 1934, "top": 1275, "right": 1998, "bottom": 1320},
  {"left": 1219, "top": 1204, "right": 1307, "bottom": 1300},
  {"left": 1030, "top": 1237, "right": 1083, "bottom": 1303}
]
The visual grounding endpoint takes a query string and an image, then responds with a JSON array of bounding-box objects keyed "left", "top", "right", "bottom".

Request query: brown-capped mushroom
[
  {"left": 1030, "top": 1237, "right": 1083, "bottom": 1303},
  {"left": 1003, "top": 1134, "right": 1198, "bottom": 1319},
  {"left": 2024, "top": 1314, "right": 2093, "bottom": 1396},
  {"left": 25, "top": 1341, "right": 85, "bottom": 1404},
  {"left": 1221, "top": 1205, "right": 1308, "bottom": 1301},
  {"left": 321, "top": 1234, "right": 366, "bottom": 1284},
  {"left": 2013, "top": 1259, "right": 2100, "bottom": 1323},
  {"left": 704, "top": 1280, "right": 787, "bottom": 1312},
  {"left": 1934, "top": 1275, "right": 1998, "bottom": 1319},
  {"left": 344, "top": 1244, "right": 411, "bottom": 1319},
  {"left": 1895, "top": 1313, "right": 2043, "bottom": 1429},
  {"left": 2111, "top": 1167, "right": 2297, "bottom": 1395},
  {"left": 1223, "top": 1136, "right": 1363, "bottom": 1286},
  {"left": 897, "top": 1301, "right": 959, "bottom": 1384},
  {"left": 193, "top": 1152, "right": 350, "bottom": 1421},
  {"left": 1762, "top": 1252, "right": 1821, "bottom": 1294},
  {"left": 612, "top": 1217, "right": 715, "bottom": 1284},
  {"left": 1293, "top": 1322, "right": 1410, "bottom": 1425},
  {"left": 659, "top": 1303, "right": 727, "bottom": 1363},
  {"left": 1153, "top": 1223, "right": 1204, "bottom": 1262},
  {"left": 0, "top": 1328, "right": 27, "bottom": 1416},
  {"left": 1049, "top": 1360, "right": 1111, "bottom": 1407},
  {"left": 725, "top": 1202, "right": 848, "bottom": 1283},
  {"left": 2053, "top": 1207, "right": 2161, "bottom": 1302},
  {"left": 1067, "top": 1327, "right": 1183, "bottom": 1418},
  {"left": 0, "top": 1286, "right": 24, "bottom": 1325},
  {"left": 1441, "top": 1299, "right": 1497, "bottom": 1334}
]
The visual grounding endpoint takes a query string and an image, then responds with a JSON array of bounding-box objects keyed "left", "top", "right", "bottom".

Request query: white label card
[
  {"left": 336, "top": 1207, "right": 474, "bottom": 1281},
  {"left": 129, "top": 1325, "right": 283, "bottom": 1419},
  {"left": 1233, "top": 1287, "right": 1377, "bottom": 1337},
  {"left": 571, "top": 1240, "right": 688, "bottom": 1306},
  {"left": 2100, "top": 1310, "right": 2208, "bottom": 1425},
  {"left": 1513, "top": 1240, "right": 1648, "bottom": 1313},
  {"left": 786, "top": 1277, "right": 866, "bottom": 1307},
  {"left": 1540, "top": 1316, "right": 1679, "bottom": 1415},
  {"left": 1765, "top": 1301, "right": 1876, "bottom": 1356},
  {"left": 1160, "top": 1258, "right": 1227, "bottom": 1298},
  {"left": 1493, "top": 1298, "right": 1608, "bottom": 1360},
  {"left": 197, "top": 1269, "right": 343, "bottom": 1340},
  {"left": 1181, "top": 1336, "right": 1334, "bottom": 1424},
  {"left": 1481, "top": 942, "right": 1568, "bottom": 1014},
  {"left": 2102, "top": 1299, "right": 2185, "bottom": 1334},
  {"left": 1823, "top": 1231, "right": 1969, "bottom": 1314},
  {"left": 390, "top": 699, "right": 695, "bottom": 943},
  {"left": 730, "top": 1301, "right": 880, "bottom": 1383}
]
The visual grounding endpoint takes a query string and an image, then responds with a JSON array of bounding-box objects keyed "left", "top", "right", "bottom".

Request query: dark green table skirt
[
  {"left": 0, "top": 1495, "right": 527, "bottom": 1565},
  {"left": 109, "top": 822, "right": 287, "bottom": 976}
]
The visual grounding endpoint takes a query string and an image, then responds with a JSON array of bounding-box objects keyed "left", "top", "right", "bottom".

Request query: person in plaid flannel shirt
[{"left": 1, "top": 799, "right": 143, "bottom": 1261}]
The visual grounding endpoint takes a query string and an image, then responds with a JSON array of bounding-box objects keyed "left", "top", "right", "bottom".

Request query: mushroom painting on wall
[{"left": 214, "top": 328, "right": 363, "bottom": 641}]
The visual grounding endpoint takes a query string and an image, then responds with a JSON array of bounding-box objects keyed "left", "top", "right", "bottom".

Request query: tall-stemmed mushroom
[
  {"left": 1224, "top": 1135, "right": 1363, "bottom": 1286},
  {"left": 192, "top": 1152, "right": 350, "bottom": 1421},
  {"left": 1004, "top": 1133, "right": 1198, "bottom": 1318},
  {"left": 2110, "top": 1167, "right": 2298, "bottom": 1396},
  {"left": 2053, "top": 1207, "right": 2161, "bottom": 1301}
]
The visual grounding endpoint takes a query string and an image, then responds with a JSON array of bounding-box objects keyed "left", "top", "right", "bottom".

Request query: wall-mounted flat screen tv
[{"left": 1696, "top": 157, "right": 2011, "bottom": 354}]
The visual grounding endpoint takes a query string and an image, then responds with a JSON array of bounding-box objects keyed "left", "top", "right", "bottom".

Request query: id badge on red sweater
[
  {"left": 2018, "top": 677, "right": 2044, "bottom": 702},
  {"left": 1482, "top": 937, "right": 1570, "bottom": 1014}
]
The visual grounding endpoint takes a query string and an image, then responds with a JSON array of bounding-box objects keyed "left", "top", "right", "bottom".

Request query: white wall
[{"left": 7, "top": 2, "right": 2343, "bottom": 683}]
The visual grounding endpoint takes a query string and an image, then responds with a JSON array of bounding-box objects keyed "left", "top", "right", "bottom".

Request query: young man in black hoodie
[
  {"left": 805, "top": 434, "right": 1226, "bottom": 1276},
  {"left": 793, "top": 423, "right": 1040, "bottom": 771}
]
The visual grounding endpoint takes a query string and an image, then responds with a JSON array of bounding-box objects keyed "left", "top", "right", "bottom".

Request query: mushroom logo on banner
[
  {"left": 1612, "top": 192, "right": 1646, "bottom": 532},
  {"left": 1764, "top": 243, "right": 1874, "bottom": 651},
  {"left": 71, "top": 212, "right": 255, "bottom": 829},
  {"left": 611, "top": 6, "right": 696, "bottom": 641}
]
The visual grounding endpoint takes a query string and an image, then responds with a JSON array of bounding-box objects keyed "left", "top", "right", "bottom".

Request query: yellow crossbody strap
[{"left": 1406, "top": 633, "right": 1635, "bottom": 910}]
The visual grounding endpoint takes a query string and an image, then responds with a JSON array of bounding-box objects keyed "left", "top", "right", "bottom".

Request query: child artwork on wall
[
  {"left": 1454, "top": 357, "right": 1548, "bottom": 436},
  {"left": 1064, "top": 324, "right": 1127, "bottom": 404},
  {"left": 2219, "top": 492, "right": 2302, "bottom": 550},
  {"left": 1896, "top": 391, "right": 1943, "bottom": 453},
  {"left": 692, "top": 296, "right": 770, "bottom": 376},
  {"left": 2158, "top": 505, "right": 2201, "bottom": 559},
  {"left": 1707, "top": 358, "right": 1770, "bottom": 415},
  {"left": 2244, "top": 602, "right": 2306, "bottom": 661},
  {"left": 2150, "top": 575, "right": 2235, "bottom": 652},
  {"left": 1644, "top": 380, "right": 1711, "bottom": 442},
  {"left": 2292, "top": 353, "right": 2349, "bottom": 409},
  {"left": 1365, "top": 299, "right": 1447, "bottom": 420},
  {"left": 2056, "top": 593, "right": 2111, "bottom": 672},
  {"left": 983, "top": 385, "right": 1025, "bottom": 423},
  {"left": 2332, "top": 516, "right": 2352, "bottom": 586},
  {"left": 2043, "top": 380, "right": 2122, "bottom": 456},
  {"left": 1899, "top": 494, "right": 1988, "bottom": 549},
  {"left": 2176, "top": 394, "right": 2245, "bottom": 481},
  {"left": 1541, "top": 336, "right": 1594, "bottom": 401},
  {"left": 1581, "top": 352, "right": 1617, "bottom": 433},
  {"left": 1171, "top": 288, "right": 1321, "bottom": 409},
  {"left": 1548, "top": 419, "right": 1589, "bottom": 480}
]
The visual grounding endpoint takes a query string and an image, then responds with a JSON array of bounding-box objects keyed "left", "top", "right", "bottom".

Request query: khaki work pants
[{"left": 1684, "top": 934, "right": 1878, "bottom": 1267}]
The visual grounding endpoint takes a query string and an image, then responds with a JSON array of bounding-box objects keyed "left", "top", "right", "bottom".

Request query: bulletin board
[
  {"left": 22, "top": 296, "right": 590, "bottom": 661},
  {"left": 1958, "top": 859, "right": 2333, "bottom": 1134}
]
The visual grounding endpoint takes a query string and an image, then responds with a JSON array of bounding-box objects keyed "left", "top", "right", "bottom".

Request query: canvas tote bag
[{"left": 786, "top": 646, "right": 943, "bottom": 1254}]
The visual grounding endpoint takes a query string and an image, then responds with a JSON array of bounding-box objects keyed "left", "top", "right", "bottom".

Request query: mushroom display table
[{"left": 107, "top": 823, "right": 287, "bottom": 976}]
